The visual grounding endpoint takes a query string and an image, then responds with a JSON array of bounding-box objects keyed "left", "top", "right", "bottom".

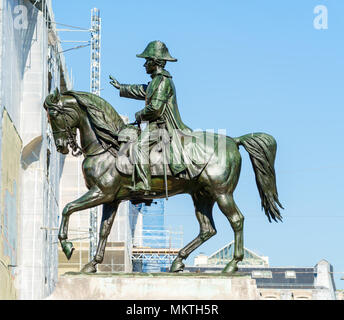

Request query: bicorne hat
[{"left": 136, "top": 40, "right": 177, "bottom": 62}]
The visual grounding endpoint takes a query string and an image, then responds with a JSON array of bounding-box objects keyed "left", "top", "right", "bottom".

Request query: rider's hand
[{"left": 109, "top": 75, "right": 121, "bottom": 89}]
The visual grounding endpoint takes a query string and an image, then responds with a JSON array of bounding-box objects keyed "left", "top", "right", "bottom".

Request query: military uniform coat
[{"left": 120, "top": 69, "right": 214, "bottom": 178}]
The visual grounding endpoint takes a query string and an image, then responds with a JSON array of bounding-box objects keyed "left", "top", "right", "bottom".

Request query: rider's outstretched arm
[
  {"left": 120, "top": 84, "right": 148, "bottom": 100},
  {"left": 110, "top": 75, "right": 147, "bottom": 100}
]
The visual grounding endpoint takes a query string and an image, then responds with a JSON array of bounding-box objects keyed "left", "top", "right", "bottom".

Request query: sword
[
  {"left": 158, "top": 121, "right": 169, "bottom": 200},
  {"left": 130, "top": 120, "right": 141, "bottom": 190}
]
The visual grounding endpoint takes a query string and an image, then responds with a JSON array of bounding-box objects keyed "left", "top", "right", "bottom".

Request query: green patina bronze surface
[{"left": 44, "top": 41, "right": 283, "bottom": 276}]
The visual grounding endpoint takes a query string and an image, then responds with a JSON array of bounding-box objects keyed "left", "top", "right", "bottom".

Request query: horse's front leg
[
  {"left": 81, "top": 201, "right": 119, "bottom": 273},
  {"left": 58, "top": 186, "right": 113, "bottom": 260}
]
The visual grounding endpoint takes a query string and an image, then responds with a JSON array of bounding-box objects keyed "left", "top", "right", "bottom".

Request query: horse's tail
[{"left": 233, "top": 133, "right": 284, "bottom": 222}]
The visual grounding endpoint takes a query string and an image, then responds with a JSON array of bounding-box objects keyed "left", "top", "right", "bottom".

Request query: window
[
  {"left": 285, "top": 271, "right": 296, "bottom": 278},
  {"left": 252, "top": 270, "right": 272, "bottom": 278}
]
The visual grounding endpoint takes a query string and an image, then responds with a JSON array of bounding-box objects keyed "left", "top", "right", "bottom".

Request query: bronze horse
[{"left": 44, "top": 88, "right": 283, "bottom": 274}]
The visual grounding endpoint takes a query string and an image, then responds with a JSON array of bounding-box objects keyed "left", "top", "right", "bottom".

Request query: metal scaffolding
[
  {"left": 89, "top": 8, "right": 101, "bottom": 260},
  {"left": 131, "top": 226, "right": 183, "bottom": 272},
  {"left": 130, "top": 201, "right": 184, "bottom": 272},
  {"left": 90, "top": 8, "right": 101, "bottom": 96},
  {"left": 55, "top": 7, "right": 112, "bottom": 273}
]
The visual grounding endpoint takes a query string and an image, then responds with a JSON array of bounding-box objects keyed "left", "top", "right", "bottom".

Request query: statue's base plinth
[{"left": 47, "top": 272, "right": 260, "bottom": 300}]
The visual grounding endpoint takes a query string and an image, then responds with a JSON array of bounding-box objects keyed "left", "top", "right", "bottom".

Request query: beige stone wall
[
  {"left": 259, "top": 288, "right": 313, "bottom": 300},
  {"left": 0, "top": 257, "right": 16, "bottom": 299},
  {"left": 0, "top": 109, "right": 22, "bottom": 300},
  {"left": 58, "top": 242, "right": 127, "bottom": 275},
  {"left": 58, "top": 242, "right": 89, "bottom": 276},
  {"left": 48, "top": 274, "right": 260, "bottom": 300}
]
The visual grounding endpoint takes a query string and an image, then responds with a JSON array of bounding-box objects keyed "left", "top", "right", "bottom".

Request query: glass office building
[{"left": 131, "top": 199, "right": 182, "bottom": 273}]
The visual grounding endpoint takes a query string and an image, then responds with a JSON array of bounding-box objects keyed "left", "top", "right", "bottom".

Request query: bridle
[
  {"left": 51, "top": 100, "right": 110, "bottom": 158},
  {"left": 51, "top": 101, "right": 83, "bottom": 157}
]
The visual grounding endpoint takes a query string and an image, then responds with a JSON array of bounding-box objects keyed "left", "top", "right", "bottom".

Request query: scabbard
[
  {"left": 158, "top": 120, "right": 169, "bottom": 200},
  {"left": 163, "top": 152, "right": 168, "bottom": 200}
]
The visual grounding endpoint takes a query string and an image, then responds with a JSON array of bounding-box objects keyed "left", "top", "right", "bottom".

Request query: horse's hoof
[
  {"left": 170, "top": 260, "right": 185, "bottom": 273},
  {"left": 81, "top": 262, "right": 97, "bottom": 273},
  {"left": 62, "top": 241, "right": 74, "bottom": 260},
  {"left": 222, "top": 260, "right": 238, "bottom": 275}
]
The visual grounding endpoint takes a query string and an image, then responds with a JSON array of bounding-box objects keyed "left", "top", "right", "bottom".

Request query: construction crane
[{"left": 89, "top": 8, "right": 101, "bottom": 260}]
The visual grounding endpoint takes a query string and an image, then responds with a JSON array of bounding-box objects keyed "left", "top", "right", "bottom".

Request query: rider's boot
[{"left": 128, "top": 163, "right": 154, "bottom": 195}]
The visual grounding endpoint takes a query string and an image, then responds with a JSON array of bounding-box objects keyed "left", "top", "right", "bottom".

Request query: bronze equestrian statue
[
  {"left": 110, "top": 40, "right": 193, "bottom": 195},
  {"left": 44, "top": 41, "right": 283, "bottom": 275}
]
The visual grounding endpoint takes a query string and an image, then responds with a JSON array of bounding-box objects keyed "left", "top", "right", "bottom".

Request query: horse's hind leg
[
  {"left": 81, "top": 201, "right": 119, "bottom": 273},
  {"left": 170, "top": 193, "right": 215, "bottom": 272},
  {"left": 216, "top": 193, "right": 244, "bottom": 274}
]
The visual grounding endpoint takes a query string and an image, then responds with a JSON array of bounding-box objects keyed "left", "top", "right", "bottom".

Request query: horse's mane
[{"left": 64, "top": 90, "right": 126, "bottom": 151}]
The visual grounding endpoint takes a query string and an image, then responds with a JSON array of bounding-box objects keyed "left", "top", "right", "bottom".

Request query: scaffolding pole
[{"left": 89, "top": 8, "right": 101, "bottom": 260}]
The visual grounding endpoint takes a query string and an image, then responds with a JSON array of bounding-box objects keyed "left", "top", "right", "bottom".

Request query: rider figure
[{"left": 110, "top": 40, "right": 192, "bottom": 194}]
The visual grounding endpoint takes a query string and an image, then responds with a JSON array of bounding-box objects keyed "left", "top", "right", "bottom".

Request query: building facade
[
  {"left": 0, "top": 0, "right": 71, "bottom": 299},
  {"left": 187, "top": 242, "right": 337, "bottom": 300}
]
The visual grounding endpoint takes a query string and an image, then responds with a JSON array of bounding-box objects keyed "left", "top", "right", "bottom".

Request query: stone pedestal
[{"left": 47, "top": 272, "right": 260, "bottom": 300}]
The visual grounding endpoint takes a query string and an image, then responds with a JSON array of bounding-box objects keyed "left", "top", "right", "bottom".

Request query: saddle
[
  {"left": 115, "top": 140, "right": 176, "bottom": 177},
  {"left": 115, "top": 126, "right": 218, "bottom": 180}
]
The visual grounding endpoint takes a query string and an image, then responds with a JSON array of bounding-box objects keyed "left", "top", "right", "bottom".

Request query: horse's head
[{"left": 44, "top": 88, "right": 81, "bottom": 155}]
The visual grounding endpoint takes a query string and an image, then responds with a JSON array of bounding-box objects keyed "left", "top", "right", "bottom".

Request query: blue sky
[{"left": 52, "top": 0, "right": 344, "bottom": 288}]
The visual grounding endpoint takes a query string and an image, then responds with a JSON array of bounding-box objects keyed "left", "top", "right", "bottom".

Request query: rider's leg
[{"left": 132, "top": 126, "right": 159, "bottom": 192}]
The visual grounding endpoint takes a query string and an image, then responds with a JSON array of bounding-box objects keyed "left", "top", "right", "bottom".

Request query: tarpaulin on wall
[{"left": 0, "top": 107, "right": 22, "bottom": 299}]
